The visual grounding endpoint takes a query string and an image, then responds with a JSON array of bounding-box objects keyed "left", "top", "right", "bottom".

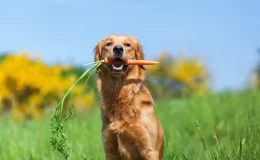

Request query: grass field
[{"left": 0, "top": 91, "right": 260, "bottom": 160}]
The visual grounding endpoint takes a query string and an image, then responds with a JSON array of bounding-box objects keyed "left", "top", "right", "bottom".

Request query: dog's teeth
[{"left": 112, "top": 65, "right": 123, "bottom": 70}]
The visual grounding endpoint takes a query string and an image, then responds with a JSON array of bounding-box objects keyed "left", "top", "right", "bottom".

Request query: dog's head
[{"left": 94, "top": 34, "right": 144, "bottom": 77}]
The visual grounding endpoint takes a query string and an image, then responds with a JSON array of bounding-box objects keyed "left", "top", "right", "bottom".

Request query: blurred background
[{"left": 0, "top": 0, "right": 260, "bottom": 159}]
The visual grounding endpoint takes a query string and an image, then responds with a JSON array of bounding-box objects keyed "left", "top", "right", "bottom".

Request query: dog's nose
[{"left": 113, "top": 46, "right": 124, "bottom": 56}]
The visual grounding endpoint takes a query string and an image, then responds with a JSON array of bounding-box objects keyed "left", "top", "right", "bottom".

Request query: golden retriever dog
[{"left": 94, "top": 34, "right": 164, "bottom": 160}]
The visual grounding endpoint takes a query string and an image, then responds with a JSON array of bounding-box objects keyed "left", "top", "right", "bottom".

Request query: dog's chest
[
  {"left": 102, "top": 86, "right": 140, "bottom": 122},
  {"left": 102, "top": 99, "right": 140, "bottom": 126}
]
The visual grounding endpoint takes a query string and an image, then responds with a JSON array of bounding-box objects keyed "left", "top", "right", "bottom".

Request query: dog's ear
[
  {"left": 94, "top": 40, "right": 103, "bottom": 62},
  {"left": 94, "top": 41, "right": 104, "bottom": 73},
  {"left": 131, "top": 36, "right": 144, "bottom": 60},
  {"left": 131, "top": 36, "right": 145, "bottom": 70}
]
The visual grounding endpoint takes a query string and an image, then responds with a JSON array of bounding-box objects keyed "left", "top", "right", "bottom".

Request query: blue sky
[{"left": 1, "top": 0, "right": 260, "bottom": 90}]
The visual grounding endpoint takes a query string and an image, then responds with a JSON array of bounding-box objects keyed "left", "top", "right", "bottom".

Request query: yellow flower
[
  {"left": 0, "top": 52, "right": 95, "bottom": 119},
  {"left": 147, "top": 53, "right": 209, "bottom": 97}
]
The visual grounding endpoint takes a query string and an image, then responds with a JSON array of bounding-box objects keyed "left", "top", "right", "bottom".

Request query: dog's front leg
[
  {"left": 102, "top": 127, "right": 121, "bottom": 160},
  {"left": 117, "top": 125, "right": 160, "bottom": 160}
]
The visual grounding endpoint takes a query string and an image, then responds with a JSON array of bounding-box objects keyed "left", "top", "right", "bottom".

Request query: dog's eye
[
  {"left": 124, "top": 43, "right": 131, "bottom": 47},
  {"left": 106, "top": 42, "right": 112, "bottom": 46}
]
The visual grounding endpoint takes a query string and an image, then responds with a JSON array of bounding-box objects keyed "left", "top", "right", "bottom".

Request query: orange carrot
[{"left": 104, "top": 57, "right": 159, "bottom": 65}]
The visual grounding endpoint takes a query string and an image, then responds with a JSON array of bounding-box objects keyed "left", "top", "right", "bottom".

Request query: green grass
[{"left": 0, "top": 91, "right": 260, "bottom": 160}]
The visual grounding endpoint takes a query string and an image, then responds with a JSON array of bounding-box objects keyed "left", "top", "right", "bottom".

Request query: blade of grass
[{"left": 196, "top": 120, "right": 212, "bottom": 159}]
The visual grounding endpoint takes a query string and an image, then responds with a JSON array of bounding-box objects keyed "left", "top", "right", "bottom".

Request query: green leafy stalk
[{"left": 50, "top": 60, "right": 104, "bottom": 159}]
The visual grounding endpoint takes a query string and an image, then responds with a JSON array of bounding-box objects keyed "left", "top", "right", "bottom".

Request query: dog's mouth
[{"left": 109, "top": 58, "right": 128, "bottom": 74}]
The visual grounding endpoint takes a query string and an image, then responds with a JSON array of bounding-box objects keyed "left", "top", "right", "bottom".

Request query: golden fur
[{"left": 94, "top": 34, "right": 164, "bottom": 160}]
